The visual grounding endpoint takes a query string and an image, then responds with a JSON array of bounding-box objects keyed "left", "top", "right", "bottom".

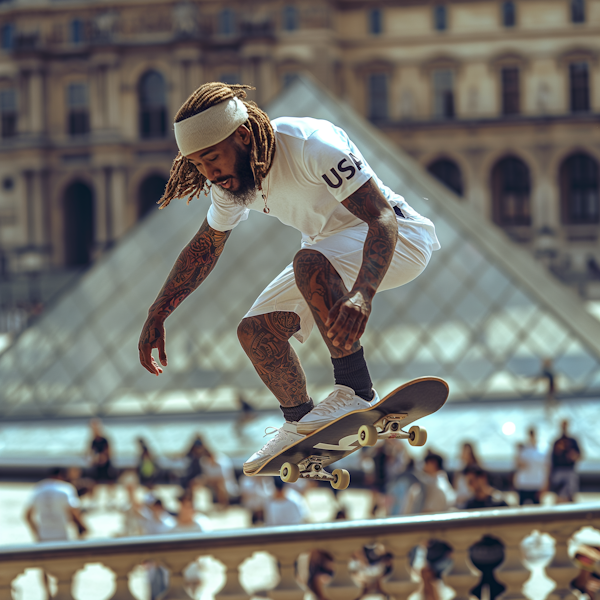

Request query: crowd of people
[{"left": 21, "top": 416, "right": 585, "bottom": 598}]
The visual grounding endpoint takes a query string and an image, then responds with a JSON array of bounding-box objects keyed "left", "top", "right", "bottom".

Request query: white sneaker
[
  {"left": 243, "top": 422, "right": 305, "bottom": 475},
  {"left": 296, "top": 385, "right": 379, "bottom": 435}
]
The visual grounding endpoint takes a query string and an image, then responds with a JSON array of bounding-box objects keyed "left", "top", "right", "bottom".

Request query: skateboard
[{"left": 251, "top": 376, "right": 449, "bottom": 490}]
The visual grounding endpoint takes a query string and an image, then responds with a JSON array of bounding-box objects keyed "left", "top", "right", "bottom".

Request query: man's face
[{"left": 186, "top": 126, "right": 256, "bottom": 205}]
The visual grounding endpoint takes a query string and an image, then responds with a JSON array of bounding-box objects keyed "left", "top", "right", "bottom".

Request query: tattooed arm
[
  {"left": 326, "top": 177, "right": 397, "bottom": 350},
  {"left": 138, "top": 218, "right": 231, "bottom": 375}
]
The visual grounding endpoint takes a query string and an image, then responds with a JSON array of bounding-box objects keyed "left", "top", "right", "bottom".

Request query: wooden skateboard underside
[{"left": 253, "top": 376, "right": 449, "bottom": 478}]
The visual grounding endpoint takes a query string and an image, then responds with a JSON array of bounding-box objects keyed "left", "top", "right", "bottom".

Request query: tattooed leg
[
  {"left": 293, "top": 249, "right": 360, "bottom": 359},
  {"left": 237, "top": 312, "right": 310, "bottom": 408}
]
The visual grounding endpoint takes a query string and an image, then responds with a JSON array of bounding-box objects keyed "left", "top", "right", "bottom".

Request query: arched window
[
  {"left": 434, "top": 5, "right": 447, "bottom": 31},
  {"left": 492, "top": 156, "right": 531, "bottom": 226},
  {"left": 217, "top": 9, "right": 236, "bottom": 35},
  {"left": 138, "top": 174, "right": 168, "bottom": 220},
  {"left": 282, "top": 6, "right": 299, "bottom": 31},
  {"left": 138, "top": 71, "right": 167, "bottom": 139},
  {"left": 502, "top": 1, "right": 516, "bottom": 27},
  {"left": 560, "top": 153, "right": 599, "bottom": 224},
  {"left": 428, "top": 158, "right": 463, "bottom": 197},
  {"left": 571, "top": 0, "right": 585, "bottom": 23},
  {"left": 368, "top": 73, "right": 388, "bottom": 121},
  {"left": 64, "top": 181, "right": 94, "bottom": 267},
  {"left": 369, "top": 9, "right": 383, "bottom": 35}
]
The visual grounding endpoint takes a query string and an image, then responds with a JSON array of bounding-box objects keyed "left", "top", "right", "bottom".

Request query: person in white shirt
[
  {"left": 25, "top": 469, "right": 87, "bottom": 600},
  {"left": 403, "top": 453, "right": 456, "bottom": 515},
  {"left": 514, "top": 428, "right": 548, "bottom": 505},
  {"left": 25, "top": 468, "right": 86, "bottom": 542},
  {"left": 264, "top": 478, "right": 308, "bottom": 527},
  {"left": 138, "top": 82, "right": 440, "bottom": 472}
]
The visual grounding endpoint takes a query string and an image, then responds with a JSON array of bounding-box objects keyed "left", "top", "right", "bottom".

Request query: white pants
[{"left": 244, "top": 220, "right": 436, "bottom": 343}]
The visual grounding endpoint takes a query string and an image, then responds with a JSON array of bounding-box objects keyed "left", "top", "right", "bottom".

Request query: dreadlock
[{"left": 159, "top": 82, "right": 276, "bottom": 209}]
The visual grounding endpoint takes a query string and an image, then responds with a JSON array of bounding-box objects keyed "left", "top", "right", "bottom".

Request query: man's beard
[{"left": 221, "top": 151, "right": 257, "bottom": 207}]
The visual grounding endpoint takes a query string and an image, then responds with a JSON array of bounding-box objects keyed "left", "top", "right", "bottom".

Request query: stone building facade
[{"left": 0, "top": 0, "right": 599, "bottom": 304}]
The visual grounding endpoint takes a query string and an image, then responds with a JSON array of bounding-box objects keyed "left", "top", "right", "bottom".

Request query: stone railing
[{"left": 0, "top": 503, "right": 598, "bottom": 600}]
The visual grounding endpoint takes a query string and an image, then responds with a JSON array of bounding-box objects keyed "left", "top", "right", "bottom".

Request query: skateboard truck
[
  {"left": 357, "top": 413, "right": 427, "bottom": 448},
  {"left": 280, "top": 456, "right": 351, "bottom": 490}
]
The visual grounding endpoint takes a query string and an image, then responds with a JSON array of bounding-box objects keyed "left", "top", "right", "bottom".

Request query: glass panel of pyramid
[{"left": 2, "top": 77, "right": 600, "bottom": 418}]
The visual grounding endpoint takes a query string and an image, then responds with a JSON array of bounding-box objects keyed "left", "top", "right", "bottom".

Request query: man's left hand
[{"left": 326, "top": 290, "right": 372, "bottom": 350}]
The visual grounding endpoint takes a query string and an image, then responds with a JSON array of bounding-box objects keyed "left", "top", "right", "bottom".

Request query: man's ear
[{"left": 236, "top": 124, "right": 252, "bottom": 146}]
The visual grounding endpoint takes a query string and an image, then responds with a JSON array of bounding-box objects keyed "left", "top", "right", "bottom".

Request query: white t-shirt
[
  {"left": 207, "top": 117, "right": 440, "bottom": 249},
  {"left": 264, "top": 488, "right": 308, "bottom": 526},
  {"left": 29, "top": 479, "right": 81, "bottom": 541},
  {"left": 515, "top": 445, "right": 548, "bottom": 490}
]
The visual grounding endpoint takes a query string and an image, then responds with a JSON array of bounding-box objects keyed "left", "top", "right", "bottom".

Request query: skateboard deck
[{"left": 251, "top": 376, "right": 449, "bottom": 489}]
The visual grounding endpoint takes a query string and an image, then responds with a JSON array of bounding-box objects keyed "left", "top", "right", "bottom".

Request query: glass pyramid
[{"left": 2, "top": 77, "right": 600, "bottom": 418}]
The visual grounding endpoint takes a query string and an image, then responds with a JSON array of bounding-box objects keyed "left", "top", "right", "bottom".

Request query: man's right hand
[{"left": 138, "top": 315, "right": 168, "bottom": 375}]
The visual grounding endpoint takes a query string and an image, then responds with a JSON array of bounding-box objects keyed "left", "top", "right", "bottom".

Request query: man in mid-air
[{"left": 138, "top": 82, "right": 440, "bottom": 475}]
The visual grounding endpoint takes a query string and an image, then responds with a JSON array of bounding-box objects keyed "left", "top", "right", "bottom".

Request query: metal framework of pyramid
[{"left": 2, "top": 77, "right": 600, "bottom": 418}]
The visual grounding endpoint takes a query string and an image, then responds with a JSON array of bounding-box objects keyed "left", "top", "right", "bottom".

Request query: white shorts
[{"left": 244, "top": 219, "right": 436, "bottom": 343}]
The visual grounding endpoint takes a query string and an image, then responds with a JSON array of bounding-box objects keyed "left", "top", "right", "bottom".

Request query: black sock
[
  {"left": 331, "top": 347, "right": 374, "bottom": 401},
  {"left": 281, "top": 398, "right": 314, "bottom": 422}
]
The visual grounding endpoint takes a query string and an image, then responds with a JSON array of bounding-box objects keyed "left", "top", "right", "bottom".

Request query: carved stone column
[
  {"left": 102, "top": 557, "right": 138, "bottom": 600},
  {"left": 161, "top": 551, "right": 201, "bottom": 600},
  {"left": 213, "top": 550, "right": 248, "bottom": 600},
  {"left": 269, "top": 545, "right": 304, "bottom": 600},
  {"left": 323, "top": 543, "right": 357, "bottom": 600},
  {"left": 42, "top": 561, "right": 79, "bottom": 600},
  {"left": 384, "top": 532, "right": 422, "bottom": 599},
  {"left": 444, "top": 529, "right": 479, "bottom": 600},
  {"left": 546, "top": 524, "right": 579, "bottom": 600},
  {"left": 495, "top": 528, "right": 529, "bottom": 599},
  {"left": 0, "top": 564, "right": 25, "bottom": 600}
]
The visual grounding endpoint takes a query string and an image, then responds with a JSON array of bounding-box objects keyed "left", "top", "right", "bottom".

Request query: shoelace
[
  {"left": 310, "top": 390, "right": 355, "bottom": 416},
  {"left": 257, "top": 426, "right": 292, "bottom": 455}
]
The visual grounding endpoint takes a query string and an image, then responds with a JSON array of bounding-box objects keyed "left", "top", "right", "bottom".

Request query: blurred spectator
[
  {"left": 264, "top": 478, "right": 308, "bottom": 526},
  {"left": 538, "top": 358, "right": 557, "bottom": 412},
  {"left": 137, "top": 438, "right": 160, "bottom": 489},
  {"left": 462, "top": 466, "right": 508, "bottom": 510},
  {"left": 388, "top": 457, "right": 419, "bottom": 516},
  {"left": 550, "top": 419, "right": 581, "bottom": 504},
  {"left": 362, "top": 440, "right": 407, "bottom": 516},
  {"left": 198, "top": 446, "right": 239, "bottom": 509},
  {"left": 514, "top": 428, "right": 548, "bottom": 505},
  {"left": 24, "top": 468, "right": 88, "bottom": 599},
  {"left": 66, "top": 466, "right": 95, "bottom": 502},
  {"left": 88, "top": 418, "right": 117, "bottom": 505},
  {"left": 180, "top": 434, "right": 205, "bottom": 490},
  {"left": 296, "top": 549, "right": 334, "bottom": 600},
  {"left": 133, "top": 493, "right": 176, "bottom": 535},
  {"left": 453, "top": 442, "right": 481, "bottom": 507},
  {"left": 172, "top": 490, "right": 212, "bottom": 533},
  {"left": 25, "top": 468, "right": 87, "bottom": 542},
  {"left": 403, "top": 452, "right": 456, "bottom": 515},
  {"left": 349, "top": 543, "right": 393, "bottom": 599},
  {"left": 235, "top": 394, "right": 257, "bottom": 438},
  {"left": 239, "top": 475, "right": 275, "bottom": 525}
]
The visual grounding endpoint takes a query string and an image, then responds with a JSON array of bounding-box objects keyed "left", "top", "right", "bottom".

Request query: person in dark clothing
[
  {"left": 462, "top": 466, "right": 508, "bottom": 510},
  {"left": 550, "top": 419, "right": 581, "bottom": 503},
  {"left": 137, "top": 438, "right": 159, "bottom": 488},
  {"left": 89, "top": 419, "right": 114, "bottom": 483}
]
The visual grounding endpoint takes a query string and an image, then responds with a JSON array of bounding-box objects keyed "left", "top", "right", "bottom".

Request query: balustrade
[{"left": 0, "top": 504, "right": 598, "bottom": 600}]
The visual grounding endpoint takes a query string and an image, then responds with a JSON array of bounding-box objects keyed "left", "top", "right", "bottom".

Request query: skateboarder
[{"left": 138, "top": 82, "right": 440, "bottom": 475}]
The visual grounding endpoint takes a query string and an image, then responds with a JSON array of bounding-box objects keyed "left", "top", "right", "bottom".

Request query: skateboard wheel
[
  {"left": 358, "top": 424, "right": 378, "bottom": 447},
  {"left": 280, "top": 462, "right": 300, "bottom": 483},
  {"left": 331, "top": 469, "right": 350, "bottom": 490},
  {"left": 408, "top": 425, "right": 427, "bottom": 447}
]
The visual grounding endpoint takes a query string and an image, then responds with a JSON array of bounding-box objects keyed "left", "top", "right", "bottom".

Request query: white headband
[{"left": 173, "top": 97, "right": 249, "bottom": 156}]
